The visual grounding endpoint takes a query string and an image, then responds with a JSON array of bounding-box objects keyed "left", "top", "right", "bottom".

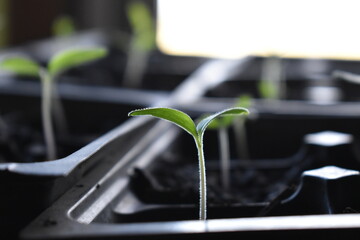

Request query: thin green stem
[
  {"left": 39, "top": 69, "right": 56, "bottom": 160},
  {"left": 259, "top": 56, "right": 285, "bottom": 99},
  {"left": 51, "top": 78, "right": 69, "bottom": 138},
  {"left": 195, "top": 137, "right": 207, "bottom": 221},
  {"left": 123, "top": 39, "right": 150, "bottom": 88}
]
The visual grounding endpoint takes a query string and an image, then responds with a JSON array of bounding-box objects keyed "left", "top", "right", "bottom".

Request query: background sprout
[
  {"left": 0, "top": 47, "right": 108, "bottom": 160},
  {"left": 123, "top": 0, "right": 156, "bottom": 88},
  {"left": 206, "top": 95, "right": 252, "bottom": 191},
  {"left": 52, "top": 15, "right": 76, "bottom": 37},
  {"left": 129, "top": 107, "right": 249, "bottom": 220},
  {"left": 258, "top": 55, "right": 285, "bottom": 99},
  {"left": 233, "top": 95, "right": 252, "bottom": 161},
  {"left": 49, "top": 48, "right": 108, "bottom": 139}
]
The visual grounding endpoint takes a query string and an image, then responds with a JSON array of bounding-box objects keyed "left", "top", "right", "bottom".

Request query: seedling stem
[{"left": 39, "top": 69, "right": 57, "bottom": 159}]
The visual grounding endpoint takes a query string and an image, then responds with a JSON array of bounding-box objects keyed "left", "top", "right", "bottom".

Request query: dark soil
[{"left": 129, "top": 156, "right": 303, "bottom": 207}]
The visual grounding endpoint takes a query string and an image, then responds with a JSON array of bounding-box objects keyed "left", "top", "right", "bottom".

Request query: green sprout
[
  {"left": 232, "top": 95, "right": 252, "bottom": 161},
  {"left": 206, "top": 95, "right": 252, "bottom": 191},
  {"left": 52, "top": 15, "right": 76, "bottom": 37},
  {"left": 127, "top": 1, "right": 155, "bottom": 52},
  {"left": 258, "top": 55, "right": 284, "bottom": 99},
  {"left": 128, "top": 107, "right": 249, "bottom": 220},
  {"left": 123, "top": 0, "right": 156, "bottom": 88},
  {"left": 0, "top": 47, "right": 108, "bottom": 160}
]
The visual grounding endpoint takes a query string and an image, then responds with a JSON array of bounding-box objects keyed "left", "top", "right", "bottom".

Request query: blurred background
[
  {"left": 0, "top": 0, "right": 154, "bottom": 47},
  {"left": 3, "top": 0, "right": 360, "bottom": 60}
]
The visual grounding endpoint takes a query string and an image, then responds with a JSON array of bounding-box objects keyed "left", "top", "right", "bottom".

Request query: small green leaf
[
  {"left": 0, "top": 57, "right": 40, "bottom": 77},
  {"left": 205, "top": 95, "right": 252, "bottom": 130},
  {"left": 196, "top": 107, "right": 249, "bottom": 137},
  {"left": 128, "top": 107, "right": 197, "bottom": 137},
  {"left": 52, "top": 15, "right": 76, "bottom": 37},
  {"left": 203, "top": 114, "right": 232, "bottom": 130},
  {"left": 48, "top": 47, "right": 108, "bottom": 76},
  {"left": 235, "top": 94, "right": 252, "bottom": 109}
]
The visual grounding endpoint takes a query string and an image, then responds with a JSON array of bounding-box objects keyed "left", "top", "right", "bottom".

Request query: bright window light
[{"left": 157, "top": 0, "right": 360, "bottom": 59}]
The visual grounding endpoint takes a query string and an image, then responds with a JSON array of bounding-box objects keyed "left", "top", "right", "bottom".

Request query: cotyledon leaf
[
  {"left": 196, "top": 107, "right": 249, "bottom": 137},
  {"left": 48, "top": 47, "right": 108, "bottom": 76},
  {"left": 0, "top": 57, "right": 40, "bottom": 77},
  {"left": 205, "top": 95, "right": 252, "bottom": 129},
  {"left": 128, "top": 107, "right": 197, "bottom": 137}
]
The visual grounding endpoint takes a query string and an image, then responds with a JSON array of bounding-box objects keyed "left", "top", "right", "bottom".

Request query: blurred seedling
[
  {"left": 0, "top": 47, "right": 108, "bottom": 160},
  {"left": 123, "top": 0, "right": 156, "bottom": 88},
  {"left": 258, "top": 55, "right": 285, "bottom": 99},
  {"left": 52, "top": 15, "right": 76, "bottom": 37},
  {"left": 205, "top": 95, "right": 252, "bottom": 191}
]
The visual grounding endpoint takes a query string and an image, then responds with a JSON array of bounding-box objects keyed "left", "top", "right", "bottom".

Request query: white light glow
[
  {"left": 305, "top": 166, "right": 359, "bottom": 180},
  {"left": 157, "top": 0, "right": 360, "bottom": 59},
  {"left": 305, "top": 131, "right": 353, "bottom": 147}
]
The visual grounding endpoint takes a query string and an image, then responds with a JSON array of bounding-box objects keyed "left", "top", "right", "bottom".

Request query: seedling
[
  {"left": 0, "top": 47, "right": 108, "bottom": 160},
  {"left": 206, "top": 95, "right": 252, "bottom": 191},
  {"left": 232, "top": 95, "right": 252, "bottom": 161},
  {"left": 123, "top": 0, "right": 156, "bottom": 88},
  {"left": 206, "top": 114, "right": 232, "bottom": 191},
  {"left": 128, "top": 107, "right": 249, "bottom": 220},
  {"left": 258, "top": 55, "right": 285, "bottom": 99}
]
